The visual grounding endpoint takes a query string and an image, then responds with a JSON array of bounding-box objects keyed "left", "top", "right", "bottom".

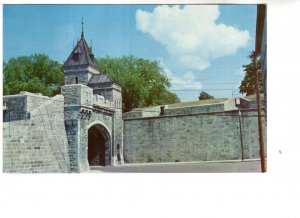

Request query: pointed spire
[
  {"left": 90, "top": 39, "right": 93, "bottom": 51},
  {"left": 81, "top": 16, "right": 84, "bottom": 38},
  {"left": 64, "top": 29, "right": 98, "bottom": 71}
]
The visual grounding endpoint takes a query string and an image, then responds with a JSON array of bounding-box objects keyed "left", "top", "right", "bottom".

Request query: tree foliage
[
  {"left": 198, "top": 91, "right": 214, "bottom": 100},
  {"left": 239, "top": 51, "right": 263, "bottom": 96},
  {"left": 3, "top": 54, "right": 64, "bottom": 96},
  {"left": 96, "top": 55, "right": 180, "bottom": 111},
  {"left": 3, "top": 54, "right": 179, "bottom": 111}
]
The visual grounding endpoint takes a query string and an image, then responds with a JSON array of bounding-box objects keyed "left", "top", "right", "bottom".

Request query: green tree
[
  {"left": 239, "top": 51, "right": 263, "bottom": 96},
  {"left": 96, "top": 55, "right": 179, "bottom": 111},
  {"left": 198, "top": 91, "right": 214, "bottom": 100},
  {"left": 3, "top": 54, "right": 64, "bottom": 96}
]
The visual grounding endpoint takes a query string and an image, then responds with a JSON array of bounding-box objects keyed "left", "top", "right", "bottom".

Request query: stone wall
[
  {"left": 112, "top": 108, "right": 124, "bottom": 164},
  {"left": 123, "top": 106, "right": 161, "bottom": 119},
  {"left": 123, "top": 109, "right": 266, "bottom": 163},
  {"left": 3, "top": 91, "right": 50, "bottom": 121},
  {"left": 92, "top": 83, "right": 122, "bottom": 109},
  {"left": 3, "top": 93, "right": 70, "bottom": 173},
  {"left": 64, "top": 69, "right": 92, "bottom": 86}
]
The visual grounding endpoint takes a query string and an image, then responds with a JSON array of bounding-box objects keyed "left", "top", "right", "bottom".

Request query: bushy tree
[
  {"left": 3, "top": 54, "right": 64, "bottom": 96},
  {"left": 239, "top": 51, "right": 263, "bottom": 96},
  {"left": 96, "top": 55, "right": 179, "bottom": 111},
  {"left": 199, "top": 91, "right": 214, "bottom": 100}
]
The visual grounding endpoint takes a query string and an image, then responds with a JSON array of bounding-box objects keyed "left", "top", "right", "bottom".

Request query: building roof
[
  {"left": 88, "top": 74, "right": 113, "bottom": 84},
  {"left": 63, "top": 35, "right": 99, "bottom": 70}
]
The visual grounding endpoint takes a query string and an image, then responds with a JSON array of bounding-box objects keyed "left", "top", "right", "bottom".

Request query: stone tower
[
  {"left": 63, "top": 29, "right": 122, "bottom": 109},
  {"left": 61, "top": 27, "right": 123, "bottom": 172}
]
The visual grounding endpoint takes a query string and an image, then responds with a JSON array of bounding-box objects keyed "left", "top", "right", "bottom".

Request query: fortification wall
[
  {"left": 123, "top": 109, "right": 266, "bottom": 163},
  {"left": 3, "top": 93, "right": 70, "bottom": 173}
]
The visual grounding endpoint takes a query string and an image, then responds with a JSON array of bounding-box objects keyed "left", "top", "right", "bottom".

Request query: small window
[{"left": 75, "top": 77, "right": 79, "bottom": 84}]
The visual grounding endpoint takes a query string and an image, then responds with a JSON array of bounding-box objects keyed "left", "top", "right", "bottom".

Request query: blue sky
[{"left": 3, "top": 4, "right": 257, "bottom": 102}]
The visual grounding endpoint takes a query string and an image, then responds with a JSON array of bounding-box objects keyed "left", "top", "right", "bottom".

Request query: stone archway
[{"left": 88, "top": 124, "right": 111, "bottom": 166}]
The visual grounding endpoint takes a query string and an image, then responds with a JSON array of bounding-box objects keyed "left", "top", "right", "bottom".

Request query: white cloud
[
  {"left": 136, "top": 5, "right": 250, "bottom": 70},
  {"left": 161, "top": 62, "right": 202, "bottom": 90}
]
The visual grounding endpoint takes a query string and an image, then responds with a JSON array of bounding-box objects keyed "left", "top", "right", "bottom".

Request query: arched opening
[{"left": 88, "top": 124, "right": 111, "bottom": 166}]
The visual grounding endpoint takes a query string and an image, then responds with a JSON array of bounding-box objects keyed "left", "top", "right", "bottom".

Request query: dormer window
[{"left": 72, "top": 48, "right": 81, "bottom": 61}]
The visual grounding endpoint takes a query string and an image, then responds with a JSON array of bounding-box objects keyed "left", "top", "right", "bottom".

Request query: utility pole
[
  {"left": 238, "top": 110, "right": 244, "bottom": 161},
  {"left": 255, "top": 55, "right": 266, "bottom": 172}
]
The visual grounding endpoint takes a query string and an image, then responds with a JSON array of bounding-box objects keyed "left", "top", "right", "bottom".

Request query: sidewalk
[{"left": 89, "top": 159, "right": 265, "bottom": 173}]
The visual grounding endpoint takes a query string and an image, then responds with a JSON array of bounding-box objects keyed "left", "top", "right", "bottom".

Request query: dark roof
[
  {"left": 63, "top": 36, "right": 98, "bottom": 70},
  {"left": 88, "top": 74, "right": 113, "bottom": 84}
]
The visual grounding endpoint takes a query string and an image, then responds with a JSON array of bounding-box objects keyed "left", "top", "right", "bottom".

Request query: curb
[{"left": 108, "top": 158, "right": 263, "bottom": 167}]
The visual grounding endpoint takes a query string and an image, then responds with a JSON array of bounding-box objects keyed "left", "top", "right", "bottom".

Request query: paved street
[{"left": 89, "top": 159, "right": 265, "bottom": 173}]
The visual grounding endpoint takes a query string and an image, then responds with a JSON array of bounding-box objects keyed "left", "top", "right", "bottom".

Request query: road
[{"left": 89, "top": 159, "right": 265, "bottom": 173}]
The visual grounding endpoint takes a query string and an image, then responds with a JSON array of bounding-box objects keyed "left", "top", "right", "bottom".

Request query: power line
[
  {"left": 171, "top": 82, "right": 240, "bottom": 85},
  {"left": 169, "top": 88, "right": 239, "bottom": 91}
]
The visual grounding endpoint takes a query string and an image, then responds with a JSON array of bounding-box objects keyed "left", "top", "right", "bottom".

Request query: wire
[
  {"left": 169, "top": 89, "right": 239, "bottom": 91},
  {"left": 171, "top": 82, "right": 240, "bottom": 85}
]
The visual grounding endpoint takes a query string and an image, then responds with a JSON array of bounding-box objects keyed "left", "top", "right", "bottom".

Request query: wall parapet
[
  {"left": 123, "top": 108, "right": 264, "bottom": 121},
  {"left": 3, "top": 91, "right": 51, "bottom": 122},
  {"left": 164, "top": 103, "right": 225, "bottom": 116},
  {"left": 61, "top": 84, "right": 114, "bottom": 109},
  {"left": 123, "top": 102, "right": 227, "bottom": 119}
]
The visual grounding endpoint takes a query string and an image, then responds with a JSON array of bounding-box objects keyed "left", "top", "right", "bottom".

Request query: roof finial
[
  {"left": 90, "top": 39, "right": 93, "bottom": 50},
  {"left": 81, "top": 16, "right": 84, "bottom": 38}
]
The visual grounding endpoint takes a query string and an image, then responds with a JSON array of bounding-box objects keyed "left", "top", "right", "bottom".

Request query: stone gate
[{"left": 61, "top": 30, "right": 123, "bottom": 172}]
